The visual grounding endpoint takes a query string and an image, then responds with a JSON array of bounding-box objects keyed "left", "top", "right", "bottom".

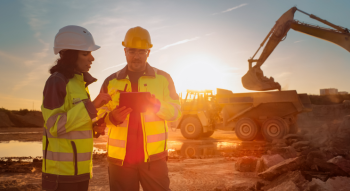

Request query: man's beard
[{"left": 130, "top": 61, "right": 146, "bottom": 72}]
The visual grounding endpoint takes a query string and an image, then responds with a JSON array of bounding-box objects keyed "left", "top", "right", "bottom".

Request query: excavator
[
  {"left": 176, "top": 7, "right": 349, "bottom": 142},
  {"left": 242, "top": 7, "right": 350, "bottom": 91}
]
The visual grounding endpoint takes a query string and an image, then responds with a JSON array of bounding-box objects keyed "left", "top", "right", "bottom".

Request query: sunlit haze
[{"left": 1, "top": 0, "right": 350, "bottom": 110}]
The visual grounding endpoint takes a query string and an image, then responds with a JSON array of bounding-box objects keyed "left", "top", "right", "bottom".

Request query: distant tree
[{"left": 18, "top": 109, "right": 29, "bottom": 116}]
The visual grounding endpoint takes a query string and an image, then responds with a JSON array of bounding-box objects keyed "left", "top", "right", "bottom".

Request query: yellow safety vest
[
  {"left": 41, "top": 72, "right": 97, "bottom": 183},
  {"left": 98, "top": 63, "right": 181, "bottom": 165}
]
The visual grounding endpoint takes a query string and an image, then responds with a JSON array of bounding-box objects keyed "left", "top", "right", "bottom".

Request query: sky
[{"left": 0, "top": 0, "right": 349, "bottom": 110}]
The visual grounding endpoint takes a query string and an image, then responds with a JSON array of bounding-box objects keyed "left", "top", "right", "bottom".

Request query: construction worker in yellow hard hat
[
  {"left": 97, "top": 26, "right": 181, "bottom": 191},
  {"left": 41, "top": 25, "right": 111, "bottom": 191}
]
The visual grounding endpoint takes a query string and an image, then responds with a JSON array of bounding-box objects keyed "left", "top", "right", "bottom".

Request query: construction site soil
[{"left": 1, "top": 104, "right": 350, "bottom": 191}]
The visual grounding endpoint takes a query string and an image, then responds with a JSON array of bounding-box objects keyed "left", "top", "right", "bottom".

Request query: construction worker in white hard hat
[
  {"left": 97, "top": 26, "right": 181, "bottom": 191},
  {"left": 41, "top": 25, "right": 111, "bottom": 191}
]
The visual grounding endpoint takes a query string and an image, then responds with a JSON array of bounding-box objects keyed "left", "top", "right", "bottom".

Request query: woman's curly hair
[{"left": 49, "top": 50, "right": 79, "bottom": 79}]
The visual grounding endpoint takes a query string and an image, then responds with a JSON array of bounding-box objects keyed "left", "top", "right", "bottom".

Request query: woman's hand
[{"left": 93, "top": 93, "right": 112, "bottom": 108}]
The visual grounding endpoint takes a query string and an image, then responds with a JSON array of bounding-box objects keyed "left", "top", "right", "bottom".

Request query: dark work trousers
[
  {"left": 46, "top": 180, "right": 89, "bottom": 191},
  {"left": 108, "top": 158, "right": 171, "bottom": 191}
]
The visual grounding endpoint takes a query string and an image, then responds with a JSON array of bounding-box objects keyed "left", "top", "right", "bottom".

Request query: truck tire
[
  {"left": 235, "top": 118, "right": 259, "bottom": 141},
  {"left": 180, "top": 117, "right": 203, "bottom": 139},
  {"left": 261, "top": 116, "right": 289, "bottom": 142},
  {"left": 202, "top": 131, "right": 214, "bottom": 138},
  {"left": 181, "top": 143, "right": 203, "bottom": 158}
]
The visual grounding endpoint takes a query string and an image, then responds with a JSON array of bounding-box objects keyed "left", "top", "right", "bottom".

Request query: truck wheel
[
  {"left": 261, "top": 116, "right": 289, "bottom": 142},
  {"left": 180, "top": 117, "right": 203, "bottom": 139},
  {"left": 202, "top": 131, "right": 214, "bottom": 138},
  {"left": 181, "top": 143, "right": 203, "bottom": 158},
  {"left": 235, "top": 118, "right": 259, "bottom": 141}
]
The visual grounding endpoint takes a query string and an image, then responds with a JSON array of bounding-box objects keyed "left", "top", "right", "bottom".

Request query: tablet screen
[{"left": 119, "top": 92, "right": 151, "bottom": 113}]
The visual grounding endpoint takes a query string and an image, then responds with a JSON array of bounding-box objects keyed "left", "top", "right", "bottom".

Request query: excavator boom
[{"left": 242, "top": 7, "right": 350, "bottom": 91}]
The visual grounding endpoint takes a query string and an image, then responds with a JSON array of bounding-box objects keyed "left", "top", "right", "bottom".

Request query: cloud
[
  {"left": 22, "top": 0, "right": 49, "bottom": 31},
  {"left": 212, "top": 3, "right": 248, "bottom": 15},
  {"left": 0, "top": 50, "right": 26, "bottom": 64},
  {"left": 276, "top": 72, "right": 291, "bottom": 78},
  {"left": 13, "top": 64, "right": 51, "bottom": 91},
  {"left": 21, "top": 0, "right": 51, "bottom": 66},
  {"left": 81, "top": 16, "right": 126, "bottom": 26},
  {"left": 159, "top": 37, "right": 200, "bottom": 50},
  {"left": 294, "top": 40, "right": 305, "bottom": 43}
]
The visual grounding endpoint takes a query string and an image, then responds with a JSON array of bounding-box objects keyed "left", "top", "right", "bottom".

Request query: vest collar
[{"left": 74, "top": 72, "right": 97, "bottom": 87}]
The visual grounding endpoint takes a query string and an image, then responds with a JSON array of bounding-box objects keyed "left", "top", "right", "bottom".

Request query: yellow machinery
[
  {"left": 177, "top": 90, "right": 220, "bottom": 139},
  {"left": 176, "top": 89, "right": 311, "bottom": 142},
  {"left": 242, "top": 7, "right": 350, "bottom": 91},
  {"left": 176, "top": 7, "right": 348, "bottom": 142}
]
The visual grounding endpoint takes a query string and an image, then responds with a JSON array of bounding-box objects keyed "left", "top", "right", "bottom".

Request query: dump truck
[{"left": 176, "top": 89, "right": 311, "bottom": 142}]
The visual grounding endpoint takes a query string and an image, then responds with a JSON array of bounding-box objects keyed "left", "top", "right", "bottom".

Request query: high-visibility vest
[
  {"left": 41, "top": 72, "right": 97, "bottom": 184},
  {"left": 98, "top": 63, "right": 181, "bottom": 165}
]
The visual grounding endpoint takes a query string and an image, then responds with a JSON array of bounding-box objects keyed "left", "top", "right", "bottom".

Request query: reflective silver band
[
  {"left": 44, "top": 151, "right": 91, "bottom": 162},
  {"left": 147, "top": 132, "right": 168, "bottom": 143},
  {"left": 108, "top": 138, "right": 126, "bottom": 148},
  {"left": 43, "top": 129, "right": 92, "bottom": 139},
  {"left": 46, "top": 113, "right": 67, "bottom": 136}
]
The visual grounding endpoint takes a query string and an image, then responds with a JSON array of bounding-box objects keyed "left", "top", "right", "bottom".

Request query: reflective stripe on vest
[
  {"left": 108, "top": 138, "right": 126, "bottom": 148},
  {"left": 44, "top": 151, "right": 91, "bottom": 162},
  {"left": 43, "top": 129, "right": 92, "bottom": 139},
  {"left": 46, "top": 113, "right": 67, "bottom": 135},
  {"left": 147, "top": 132, "right": 168, "bottom": 143},
  {"left": 144, "top": 114, "right": 163, "bottom": 122}
]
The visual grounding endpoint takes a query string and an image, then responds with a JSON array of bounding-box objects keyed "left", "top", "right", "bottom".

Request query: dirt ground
[
  {"left": 0, "top": 128, "right": 260, "bottom": 191},
  {"left": 1, "top": 103, "right": 348, "bottom": 191},
  {"left": 0, "top": 157, "right": 259, "bottom": 191}
]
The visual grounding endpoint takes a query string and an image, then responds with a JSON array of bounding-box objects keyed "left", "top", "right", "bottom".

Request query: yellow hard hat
[{"left": 122, "top": 26, "right": 153, "bottom": 49}]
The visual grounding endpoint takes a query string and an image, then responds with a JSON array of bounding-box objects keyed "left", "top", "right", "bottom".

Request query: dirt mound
[
  {"left": 297, "top": 104, "right": 350, "bottom": 132},
  {"left": 0, "top": 111, "right": 43, "bottom": 128},
  {"left": 0, "top": 111, "right": 14, "bottom": 127}
]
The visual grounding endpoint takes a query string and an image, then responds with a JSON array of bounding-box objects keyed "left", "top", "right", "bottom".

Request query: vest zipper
[
  {"left": 71, "top": 141, "right": 78, "bottom": 175},
  {"left": 44, "top": 131, "right": 49, "bottom": 171}
]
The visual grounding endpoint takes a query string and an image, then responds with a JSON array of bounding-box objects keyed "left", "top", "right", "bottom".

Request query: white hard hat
[{"left": 53, "top": 25, "right": 100, "bottom": 55}]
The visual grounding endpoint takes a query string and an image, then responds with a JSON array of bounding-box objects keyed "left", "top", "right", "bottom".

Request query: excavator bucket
[
  {"left": 241, "top": 7, "right": 297, "bottom": 91},
  {"left": 242, "top": 66, "right": 281, "bottom": 91}
]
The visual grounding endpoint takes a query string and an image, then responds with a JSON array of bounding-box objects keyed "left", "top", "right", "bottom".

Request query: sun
[{"left": 172, "top": 54, "right": 240, "bottom": 97}]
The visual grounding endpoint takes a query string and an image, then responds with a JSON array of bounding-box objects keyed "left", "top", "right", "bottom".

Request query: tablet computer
[{"left": 119, "top": 92, "right": 151, "bottom": 113}]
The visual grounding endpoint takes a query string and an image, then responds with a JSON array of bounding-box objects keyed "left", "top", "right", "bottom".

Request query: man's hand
[
  {"left": 93, "top": 93, "right": 112, "bottom": 108},
  {"left": 111, "top": 106, "right": 133, "bottom": 124},
  {"left": 147, "top": 94, "right": 160, "bottom": 113},
  {"left": 93, "top": 123, "right": 106, "bottom": 135}
]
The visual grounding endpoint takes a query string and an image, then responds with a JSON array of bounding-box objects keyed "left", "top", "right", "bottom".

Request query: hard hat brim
[{"left": 54, "top": 45, "right": 101, "bottom": 55}]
